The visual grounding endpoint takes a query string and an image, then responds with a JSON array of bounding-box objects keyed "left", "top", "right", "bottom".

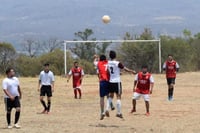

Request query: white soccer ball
[{"left": 102, "top": 15, "right": 111, "bottom": 24}]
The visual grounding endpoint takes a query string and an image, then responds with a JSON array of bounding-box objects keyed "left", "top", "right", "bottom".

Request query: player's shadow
[{"left": 89, "top": 123, "right": 119, "bottom": 128}]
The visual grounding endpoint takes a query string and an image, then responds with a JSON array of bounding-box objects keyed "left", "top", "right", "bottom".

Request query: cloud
[{"left": 154, "top": 16, "right": 184, "bottom": 21}]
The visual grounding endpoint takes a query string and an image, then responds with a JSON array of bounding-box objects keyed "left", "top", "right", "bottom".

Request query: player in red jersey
[
  {"left": 67, "top": 61, "right": 84, "bottom": 99},
  {"left": 131, "top": 65, "right": 154, "bottom": 116},
  {"left": 94, "top": 54, "right": 115, "bottom": 120},
  {"left": 163, "top": 54, "right": 179, "bottom": 101}
]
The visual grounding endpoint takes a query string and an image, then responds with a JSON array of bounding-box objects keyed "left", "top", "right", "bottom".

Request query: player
[
  {"left": 93, "top": 54, "right": 110, "bottom": 120},
  {"left": 67, "top": 61, "right": 84, "bottom": 99},
  {"left": 131, "top": 65, "right": 154, "bottom": 116},
  {"left": 38, "top": 63, "right": 55, "bottom": 114},
  {"left": 163, "top": 54, "right": 179, "bottom": 101},
  {"left": 2, "top": 68, "right": 22, "bottom": 129},
  {"left": 107, "top": 50, "right": 136, "bottom": 118}
]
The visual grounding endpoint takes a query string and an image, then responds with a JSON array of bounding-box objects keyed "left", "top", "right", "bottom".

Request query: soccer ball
[{"left": 102, "top": 15, "right": 111, "bottom": 24}]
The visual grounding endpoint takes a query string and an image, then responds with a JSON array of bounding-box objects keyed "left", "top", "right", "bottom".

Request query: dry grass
[{"left": 0, "top": 72, "right": 200, "bottom": 133}]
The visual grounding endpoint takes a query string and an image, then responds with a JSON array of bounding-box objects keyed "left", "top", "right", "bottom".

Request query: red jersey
[
  {"left": 97, "top": 60, "right": 109, "bottom": 81},
  {"left": 135, "top": 72, "right": 153, "bottom": 94},
  {"left": 164, "top": 60, "right": 178, "bottom": 78},
  {"left": 69, "top": 67, "right": 84, "bottom": 88}
]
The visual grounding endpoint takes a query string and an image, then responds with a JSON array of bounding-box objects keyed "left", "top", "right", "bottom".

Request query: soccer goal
[{"left": 63, "top": 39, "right": 161, "bottom": 74}]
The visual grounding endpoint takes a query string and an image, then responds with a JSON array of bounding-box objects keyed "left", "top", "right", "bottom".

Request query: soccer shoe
[
  {"left": 116, "top": 114, "right": 123, "bottom": 119},
  {"left": 111, "top": 106, "right": 115, "bottom": 111},
  {"left": 130, "top": 109, "right": 136, "bottom": 113},
  {"left": 41, "top": 110, "right": 47, "bottom": 114},
  {"left": 14, "top": 123, "right": 21, "bottom": 129},
  {"left": 168, "top": 96, "right": 173, "bottom": 101},
  {"left": 145, "top": 112, "right": 150, "bottom": 116},
  {"left": 7, "top": 125, "right": 12, "bottom": 129},
  {"left": 105, "top": 111, "right": 110, "bottom": 117},
  {"left": 100, "top": 114, "right": 105, "bottom": 120}
]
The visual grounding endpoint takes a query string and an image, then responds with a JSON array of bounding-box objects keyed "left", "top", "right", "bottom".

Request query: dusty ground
[{"left": 0, "top": 72, "right": 200, "bottom": 133}]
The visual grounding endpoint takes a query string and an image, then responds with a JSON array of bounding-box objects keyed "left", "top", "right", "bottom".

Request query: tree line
[{"left": 0, "top": 28, "right": 200, "bottom": 76}]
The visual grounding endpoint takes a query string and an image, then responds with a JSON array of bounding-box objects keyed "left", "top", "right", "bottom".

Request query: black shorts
[
  {"left": 40, "top": 85, "right": 52, "bottom": 97},
  {"left": 167, "top": 78, "right": 176, "bottom": 85},
  {"left": 109, "top": 82, "right": 122, "bottom": 95},
  {"left": 4, "top": 96, "right": 21, "bottom": 111}
]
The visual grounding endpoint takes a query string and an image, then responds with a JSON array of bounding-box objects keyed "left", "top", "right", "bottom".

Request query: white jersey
[
  {"left": 2, "top": 77, "right": 20, "bottom": 98},
  {"left": 108, "top": 60, "right": 124, "bottom": 83},
  {"left": 39, "top": 70, "right": 55, "bottom": 86}
]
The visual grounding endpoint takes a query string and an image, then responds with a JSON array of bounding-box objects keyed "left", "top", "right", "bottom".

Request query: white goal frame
[{"left": 63, "top": 39, "right": 161, "bottom": 74}]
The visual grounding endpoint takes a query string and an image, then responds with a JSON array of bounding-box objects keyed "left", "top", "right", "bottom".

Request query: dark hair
[
  {"left": 109, "top": 50, "right": 116, "bottom": 59},
  {"left": 168, "top": 54, "right": 173, "bottom": 57},
  {"left": 6, "top": 68, "right": 13, "bottom": 74},
  {"left": 99, "top": 55, "right": 106, "bottom": 61},
  {"left": 44, "top": 63, "right": 50, "bottom": 66},
  {"left": 141, "top": 65, "right": 148, "bottom": 69},
  {"left": 74, "top": 61, "right": 78, "bottom": 64}
]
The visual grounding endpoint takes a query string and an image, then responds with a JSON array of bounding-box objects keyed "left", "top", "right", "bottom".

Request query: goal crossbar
[{"left": 63, "top": 39, "right": 161, "bottom": 74}]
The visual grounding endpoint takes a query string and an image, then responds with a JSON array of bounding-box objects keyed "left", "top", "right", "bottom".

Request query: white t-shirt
[
  {"left": 2, "top": 77, "right": 20, "bottom": 98},
  {"left": 108, "top": 60, "right": 124, "bottom": 83},
  {"left": 39, "top": 70, "right": 55, "bottom": 86}
]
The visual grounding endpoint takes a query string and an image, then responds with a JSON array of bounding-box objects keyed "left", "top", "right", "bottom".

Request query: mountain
[{"left": 0, "top": 0, "right": 200, "bottom": 49}]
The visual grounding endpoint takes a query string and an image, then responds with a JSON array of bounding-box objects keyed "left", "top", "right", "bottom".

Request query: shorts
[
  {"left": 99, "top": 81, "right": 109, "bottom": 97},
  {"left": 4, "top": 96, "right": 21, "bottom": 111},
  {"left": 40, "top": 85, "right": 52, "bottom": 97},
  {"left": 109, "top": 82, "right": 122, "bottom": 95},
  {"left": 132, "top": 92, "right": 150, "bottom": 101},
  {"left": 167, "top": 78, "right": 176, "bottom": 85}
]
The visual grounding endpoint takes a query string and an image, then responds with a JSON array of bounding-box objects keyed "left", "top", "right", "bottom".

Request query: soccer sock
[
  {"left": 171, "top": 87, "right": 174, "bottom": 97},
  {"left": 47, "top": 100, "right": 51, "bottom": 112},
  {"left": 168, "top": 88, "right": 174, "bottom": 98},
  {"left": 106, "top": 98, "right": 111, "bottom": 111},
  {"left": 74, "top": 90, "right": 77, "bottom": 98},
  {"left": 6, "top": 112, "right": 11, "bottom": 125},
  {"left": 78, "top": 89, "right": 82, "bottom": 98},
  {"left": 14, "top": 111, "right": 20, "bottom": 124},
  {"left": 40, "top": 100, "right": 47, "bottom": 110},
  {"left": 116, "top": 99, "right": 121, "bottom": 114}
]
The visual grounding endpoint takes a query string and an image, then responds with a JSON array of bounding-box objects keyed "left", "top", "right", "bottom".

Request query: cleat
[
  {"left": 8, "top": 125, "right": 12, "bottom": 129},
  {"left": 168, "top": 96, "right": 173, "bottom": 101},
  {"left": 111, "top": 107, "right": 115, "bottom": 111},
  {"left": 100, "top": 114, "right": 105, "bottom": 120},
  {"left": 105, "top": 111, "right": 110, "bottom": 117},
  {"left": 145, "top": 112, "right": 150, "bottom": 116},
  {"left": 116, "top": 114, "right": 123, "bottom": 118},
  {"left": 14, "top": 123, "right": 21, "bottom": 129},
  {"left": 130, "top": 109, "right": 136, "bottom": 113},
  {"left": 41, "top": 110, "right": 47, "bottom": 114},
  {"left": 46, "top": 111, "right": 50, "bottom": 114}
]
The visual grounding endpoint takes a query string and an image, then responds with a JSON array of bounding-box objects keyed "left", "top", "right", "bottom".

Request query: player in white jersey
[
  {"left": 107, "top": 50, "right": 136, "bottom": 118},
  {"left": 38, "top": 63, "right": 55, "bottom": 114},
  {"left": 2, "top": 68, "right": 22, "bottom": 129}
]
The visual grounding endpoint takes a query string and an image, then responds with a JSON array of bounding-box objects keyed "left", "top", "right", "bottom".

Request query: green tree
[
  {"left": 120, "top": 29, "right": 158, "bottom": 72},
  {"left": 161, "top": 35, "right": 197, "bottom": 71},
  {"left": 71, "top": 28, "right": 96, "bottom": 61},
  {"left": 0, "top": 42, "right": 16, "bottom": 74},
  {"left": 39, "top": 49, "right": 65, "bottom": 75},
  {"left": 16, "top": 55, "right": 41, "bottom": 77}
]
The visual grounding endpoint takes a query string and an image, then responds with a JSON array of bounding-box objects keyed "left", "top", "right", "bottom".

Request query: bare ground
[{"left": 0, "top": 72, "right": 200, "bottom": 133}]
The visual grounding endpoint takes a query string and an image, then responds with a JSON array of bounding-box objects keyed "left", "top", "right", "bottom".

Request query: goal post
[{"left": 63, "top": 39, "right": 161, "bottom": 75}]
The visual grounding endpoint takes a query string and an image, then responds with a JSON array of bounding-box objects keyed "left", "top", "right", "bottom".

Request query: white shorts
[
  {"left": 73, "top": 86, "right": 81, "bottom": 89},
  {"left": 132, "top": 92, "right": 150, "bottom": 101}
]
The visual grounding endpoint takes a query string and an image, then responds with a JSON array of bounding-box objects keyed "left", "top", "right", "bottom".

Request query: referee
[
  {"left": 38, "top": 63, "right": 55, "bottom": 114},
  {"left": 2, "top": 68, "right": 22, "bottom": 129}
]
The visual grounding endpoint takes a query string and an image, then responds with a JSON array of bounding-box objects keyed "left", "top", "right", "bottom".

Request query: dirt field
[{"left": 0, "top": 72, "right": 200, "bottom": 133}]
